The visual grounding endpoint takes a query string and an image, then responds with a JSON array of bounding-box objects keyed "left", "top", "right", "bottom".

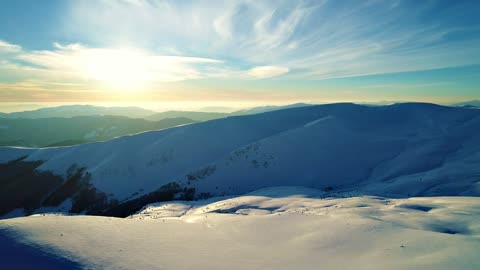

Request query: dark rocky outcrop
[{"left": 0, "top": 158, "right": 117, "bottom": 216}]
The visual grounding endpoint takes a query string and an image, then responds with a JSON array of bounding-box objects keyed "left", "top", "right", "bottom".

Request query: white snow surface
[
  {"left": 1, "top": 187, "right": 479, "bottom": 270},
  {"left": 1, "top": 103, "right": 480, "bottom": 201}
]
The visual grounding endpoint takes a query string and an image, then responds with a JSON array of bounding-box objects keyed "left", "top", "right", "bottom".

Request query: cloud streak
[
  {"left": 0, "top": 40, "right": 22, "bottom": 53},
  {"left": 62, "top": 0, "right": 480, "bottom": 80},
  {"left": 248, "top": 66, "right": 289, "bottom": 79},
  {"left": 1, "top": 41, "right": 224, "bottom": 91}
]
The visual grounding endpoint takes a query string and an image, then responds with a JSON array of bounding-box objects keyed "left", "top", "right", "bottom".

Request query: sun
[{"left": 78, "top": 48, "right": 153, "bottom": 91}]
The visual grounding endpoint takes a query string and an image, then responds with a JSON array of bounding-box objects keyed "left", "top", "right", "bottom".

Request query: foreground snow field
[{"left": 1, "top": 187, "right": 479, "bottom": 270}]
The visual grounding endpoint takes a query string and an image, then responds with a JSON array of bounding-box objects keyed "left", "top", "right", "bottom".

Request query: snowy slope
[
  {"left": 1, "top": 187, "right": 479, "bottom": 270},
  {"left": 192, "top": 103, "right": 480, "bottom": 197},
  {"left": 1, "top": 103, "right": 480, "bottom": 217}
]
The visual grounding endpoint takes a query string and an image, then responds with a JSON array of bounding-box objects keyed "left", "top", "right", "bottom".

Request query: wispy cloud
[
  {"left": 0, "top": 40, "right": 22, "bottom": 53},
  {"left": 248, "top": 66, "right": 289, "bottom": 79},
  {"left": 1, "top": 41, "right": 224, "bottom": 89},
  {"left": 62, "top": 0, "right": 480, "bottom": 80},
  {"left": 248, "top": 6, "right": 305, "bottom": 51}
]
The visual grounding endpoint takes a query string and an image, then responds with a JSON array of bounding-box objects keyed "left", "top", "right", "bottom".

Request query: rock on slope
[{"left": 1, "top": 103, "right": 480, "bottom": 217}]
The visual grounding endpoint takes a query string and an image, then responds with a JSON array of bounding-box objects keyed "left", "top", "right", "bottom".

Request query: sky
[{"left": 0, "top": 0, "right": 479, "bottom": 111}]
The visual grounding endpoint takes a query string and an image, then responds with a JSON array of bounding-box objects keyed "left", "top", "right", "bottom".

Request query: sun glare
[{"left": 77, "top": 49, "right": 153, "bottom": 91}]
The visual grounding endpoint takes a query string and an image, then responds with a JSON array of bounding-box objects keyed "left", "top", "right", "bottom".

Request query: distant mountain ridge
[
  {"left": 3, "top": 105, "right": 157, "bottom": 119},
  {"left": 0, "top": 116, "right": 195, "bottom": 147},
  {"left": 1, "top": 103, "right": 314, "bottom": 120},
  {"left": 452, "top": 100, "right": 480, "bottom": 108},
  {"left": 146, "top": 111, "right": 230, "bottom": 122},
  {"left": 4, "top": 101, "right": 480, "bottom": 121},
  {"left": 230, "top": 102, "right": 312, "bottom": 115},
  {"left": 0, "top": 103, "right": 312, "bottom": 148}
]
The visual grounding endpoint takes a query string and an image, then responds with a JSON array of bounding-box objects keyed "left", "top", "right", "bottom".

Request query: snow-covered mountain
[{"left": 1, "top": 102, "right": 479, "bottom": 217}]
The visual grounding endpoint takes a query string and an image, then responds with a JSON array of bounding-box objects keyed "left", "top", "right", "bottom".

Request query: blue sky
[{"left": 0, "top": 0, "right": 479, "bottom": 108}]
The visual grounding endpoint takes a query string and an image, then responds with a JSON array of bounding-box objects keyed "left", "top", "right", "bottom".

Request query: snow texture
[{"left": 0, "top": 187, "right": 479, "bottom": 270}]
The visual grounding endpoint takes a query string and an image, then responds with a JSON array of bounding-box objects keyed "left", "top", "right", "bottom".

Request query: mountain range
[
  {"left": 0, "top": 116, "right": 194, "bottom": 148},
  {"left": 0, "top": 103, "right": 312, "bottom": 147},
  {"left": 1, "top": 105, "right": 157, "bottom": 119},
  {"left": 451, "top": 100, "right": 480, "bottom": 108},
  {"left": 1, "top": 102, "right": 479, "bottom": 218}
]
